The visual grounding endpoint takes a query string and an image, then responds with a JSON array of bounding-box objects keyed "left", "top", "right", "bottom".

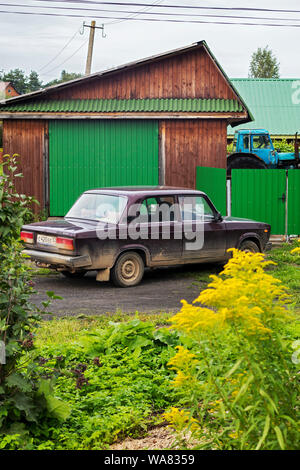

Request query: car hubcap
[
  {"left": 121, "top": 259, "right": 139, "bottom": 281},
  {"left": 242, "top": 247, "right": 256, "bottom": 253}
]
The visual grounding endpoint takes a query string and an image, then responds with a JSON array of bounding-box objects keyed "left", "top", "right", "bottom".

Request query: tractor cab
[
  {"left": 234, "top": 129, "right": 278, "bottom": 166},
  {"left": 228, "top": 129, "right": 300, "bottom": 176}
]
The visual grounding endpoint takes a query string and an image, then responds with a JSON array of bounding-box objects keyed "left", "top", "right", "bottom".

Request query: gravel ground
[{"left": 30, "top": 264, "right": 218, "bottom": 318}]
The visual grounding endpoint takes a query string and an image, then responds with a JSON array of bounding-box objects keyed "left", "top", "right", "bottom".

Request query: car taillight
[
  {"left": 56, "top": 237, "right": 74, "bottom": 251},
  {"left": 20, "top": 231, "right": 34, "bottom": 244}
]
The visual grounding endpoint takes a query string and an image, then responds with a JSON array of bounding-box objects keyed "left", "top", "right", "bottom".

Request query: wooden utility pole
[
  {"left": 85, "top": 21, "right": 96, "bottom": 75},
  {"left": 83, "top": 21, "right": 106, "bottom": 76}
]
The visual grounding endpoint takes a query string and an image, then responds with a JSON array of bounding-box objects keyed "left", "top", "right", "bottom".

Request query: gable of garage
[{"left": 0, "top": 41, "right": 252, "bottom": 215}]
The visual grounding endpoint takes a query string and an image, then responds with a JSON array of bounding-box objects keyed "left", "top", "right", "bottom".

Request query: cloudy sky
[{"left": 0, "top": 0, "right": 299, "bottom": 84}]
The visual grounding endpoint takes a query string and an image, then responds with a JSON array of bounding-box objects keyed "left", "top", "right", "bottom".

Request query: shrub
[
  {"left": 273, "top": 139, "right": 295, "bottom": 153},
  {"left": 165, "top": 249, "right": 299, "bottom": 450},
  {"left": 0, "top": 155, "right": 69, "bottom": 449},
  {"left": 29, "top": 319, "right": 180, "bottom": 449}
]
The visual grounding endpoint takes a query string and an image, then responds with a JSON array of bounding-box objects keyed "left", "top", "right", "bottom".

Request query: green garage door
[{"left": 49, "top": 120, "right": 159, "bottom": 216}]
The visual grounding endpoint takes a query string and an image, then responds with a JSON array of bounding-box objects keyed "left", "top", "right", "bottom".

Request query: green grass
[
  {"left": 35, "top": 311, "right": 172, "bottom": 346},
  {"left": 267, "top": 241, "right": 300, "bottom": 314}
]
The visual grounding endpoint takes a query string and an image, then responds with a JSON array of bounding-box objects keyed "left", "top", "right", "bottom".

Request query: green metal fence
[
  {"left": 196, "top": 167, "right": 300, "bottom": 236},
  {"left": 49, "top": 120, "right": 159, "bottom": 216},
  {"left": 196, "top": 166, "right": 227, "bottom": 215},
  {"left": 288, "top": 170, "right": 300, "bottom": 235},
  {"left": 231, "top": 169, "right": 287, "bottom": 235}
]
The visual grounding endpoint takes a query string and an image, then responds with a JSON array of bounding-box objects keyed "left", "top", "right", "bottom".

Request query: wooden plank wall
[
  {"left": 1, "top": 46, "right": 235, "bottom": 209},
  {"left": 2, "top": 120, "right": 45, "bottom": 210},
  {"left": 162, "top": 119, "right": 227, "bottom": 188},
  {"left": 49, "top": 48, "right": 237, "bottom": 101}
]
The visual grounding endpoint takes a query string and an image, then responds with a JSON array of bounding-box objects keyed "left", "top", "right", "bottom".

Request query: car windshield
[{"left": 66, "top": 193, "right": 128, "bottom": 224}]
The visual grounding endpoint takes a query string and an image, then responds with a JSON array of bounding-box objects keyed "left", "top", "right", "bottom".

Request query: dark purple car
[{"left": 21, "top": 187, "right": 272, "bottom": 287}]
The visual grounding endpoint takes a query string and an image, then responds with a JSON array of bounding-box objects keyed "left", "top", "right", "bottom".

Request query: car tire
[
  {"left": 239, "top": 240, "right": 260, "bottom": 253},
  {"left": 61, "top": 270, "right": 87, "bottom": 279},
  {"left": 111, "top": 251, "right": 144, "bottom": 287}
]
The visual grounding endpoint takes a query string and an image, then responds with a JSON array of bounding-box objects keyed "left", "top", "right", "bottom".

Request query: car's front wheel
[
  {"left": 111, "top": 251, "right": 144, "bottom": 287},
  {"left": 239, "top": 240, "right": 260, "bottom": 253}
]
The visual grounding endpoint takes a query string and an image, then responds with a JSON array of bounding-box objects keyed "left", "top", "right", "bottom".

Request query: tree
[
  {"left": 0, "top": 69, "right": 28, "bottom": 94},
  {"left": 0, "top": 68, "right": 82, "bottom": 95},
  {"left": 249, "top": 46, "right": 280, "bottom": 79},
  {"left": 44, "top": 70, "right": 83, "bottom": 88},
  {"left": 0, "top": 69, "right": 43, "bottom": 94},
  {"left": 26, "top": 70, "right": 43, "bottom": 93}
]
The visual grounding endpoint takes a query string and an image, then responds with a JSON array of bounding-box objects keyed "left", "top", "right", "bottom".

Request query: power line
[
  {"left": 38, "top": 27, "right": 81, "bottom": 72},
  {"left": 2, "top": 9, "right": 300, "bottom": 28},
  {"left": 36, "top": 2, "right": 165, "bottom": 76},
  {"left": 30, "top": 0, "right": 300, "bottom": 15},
  {"left": 42, "top": 38, "right": 89, "bottom": 75},
  {"left": 2, "top": 3, "right": 300, "bottom": 23},
  {"left": 105, "top": 0, "right": 165, "bottom": 26}
]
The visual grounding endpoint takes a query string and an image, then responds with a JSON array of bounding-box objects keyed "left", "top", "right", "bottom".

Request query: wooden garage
[{"left": 0, "top": 41, "right": 252, "bottom": 216}]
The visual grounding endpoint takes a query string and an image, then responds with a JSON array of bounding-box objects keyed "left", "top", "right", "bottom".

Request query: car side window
[
  {"left": 179, "top": 196, "right": 215, "bottom": 222},
  {"left": 139, "top": 196, "right": 177, "bottom": 223}
]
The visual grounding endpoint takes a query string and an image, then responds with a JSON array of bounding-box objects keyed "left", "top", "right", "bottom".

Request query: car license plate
[{"left": 37, "top": 234, "right": 56, "bottom": 246}]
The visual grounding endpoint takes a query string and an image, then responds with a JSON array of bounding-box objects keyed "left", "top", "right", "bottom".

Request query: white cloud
[{"left": 0, "top": 0, "right": 299, "bottom": 83}]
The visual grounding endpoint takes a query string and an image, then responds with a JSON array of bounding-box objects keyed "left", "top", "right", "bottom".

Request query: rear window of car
[{"left": 66, "top": 193, "right": 128, "bottom": 223}]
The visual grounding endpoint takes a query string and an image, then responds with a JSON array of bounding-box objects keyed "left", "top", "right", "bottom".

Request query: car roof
[{"left": 84, "top": 186, "right": 206, "bottom": 196}]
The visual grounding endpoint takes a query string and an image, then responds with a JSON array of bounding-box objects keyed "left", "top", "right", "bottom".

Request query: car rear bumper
[{"left": 22, "top": 249, "right": 92, "bottom": 268}]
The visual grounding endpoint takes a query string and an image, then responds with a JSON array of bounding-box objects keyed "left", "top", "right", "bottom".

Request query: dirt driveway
[{"left": 31, "top": 264, "right": 219, "bottom": 318}]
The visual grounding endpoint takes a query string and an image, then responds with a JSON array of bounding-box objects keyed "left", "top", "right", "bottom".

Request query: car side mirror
[{"left": 215, "top": 212, "right": 223, "bottom": 222}]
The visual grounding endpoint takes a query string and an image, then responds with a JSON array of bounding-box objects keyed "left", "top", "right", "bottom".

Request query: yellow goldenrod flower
[
  {"left": 168, "top": 346, "right": 198, "bottom": 388},
  {"left": 184, "top": 249, "right": 291, "bottom": 337},
  {"left": 170, "top": 301, "right": 225, "bottom": 335},
  {"left": 291, "top": 240, "right": 300, "bottom": 255},
  {"left": 168, "top": 345, "right": 197, "bottom": 369},
  {"left": 163, "top": 407, "right": 200, "bottom": 432}
]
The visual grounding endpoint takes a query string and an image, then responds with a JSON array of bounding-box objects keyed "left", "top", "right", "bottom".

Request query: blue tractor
[{"left": 227, "top": 129, "right": 300, "bottom": 175}]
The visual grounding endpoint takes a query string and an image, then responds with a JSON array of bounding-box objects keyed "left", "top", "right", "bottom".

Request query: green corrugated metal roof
[
  {"left": 228, "top": 78, "right": 300, "bottom": 136},
  {"left": 0, "top": 98, "right": 243, "bottom": 114}
]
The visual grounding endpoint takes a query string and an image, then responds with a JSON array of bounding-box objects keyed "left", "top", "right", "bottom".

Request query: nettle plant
[
  {"left": 0, "top": 154, "right": 69, "bottom": 447},
  {"left": 165, "top": 249, "right": 299, "bottom": 450}
]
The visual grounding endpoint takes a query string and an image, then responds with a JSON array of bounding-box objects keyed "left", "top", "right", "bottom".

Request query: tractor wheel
[{"left": 227, "top": 155, "right": 267, "bottom": 177}]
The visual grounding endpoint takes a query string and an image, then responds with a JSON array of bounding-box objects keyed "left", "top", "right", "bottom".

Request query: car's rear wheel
[
  {"left": 61, "top": 270, "right": 87, "bottom": 279},
  {"left": 111, "top": 251, "right": 144, "bottom": 287},
  {"left": 239, "top": 240, "right": 260, "bottom": 253}
]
